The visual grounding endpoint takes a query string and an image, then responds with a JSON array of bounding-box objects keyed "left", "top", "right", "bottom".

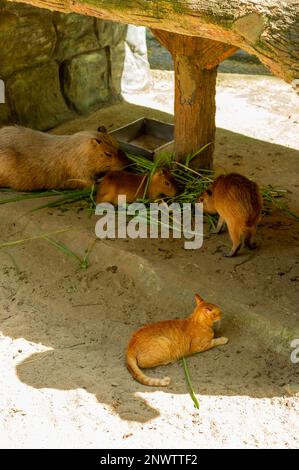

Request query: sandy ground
[{"left": 0, "top": 70, "right": 299, "bottom": 449}]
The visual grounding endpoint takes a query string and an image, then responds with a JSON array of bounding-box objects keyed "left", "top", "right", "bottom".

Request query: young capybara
[
  {"left": 0, "top": 125, "right": 129, "bottom": 191},
  {"left": 96, "top": 169, "right": 177, "bottom": 205},
  {"left": 198, "top": 173, "right": 262, "bottom": 257}
]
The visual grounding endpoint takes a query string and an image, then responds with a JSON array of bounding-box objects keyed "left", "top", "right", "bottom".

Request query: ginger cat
[{"left": 126, "top": 294, "right": 228, "bottom": 387}]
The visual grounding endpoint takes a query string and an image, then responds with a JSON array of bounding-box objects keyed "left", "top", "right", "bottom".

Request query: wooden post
[{"left": 152, "top": 30, "right": 237, "bottom": 168}]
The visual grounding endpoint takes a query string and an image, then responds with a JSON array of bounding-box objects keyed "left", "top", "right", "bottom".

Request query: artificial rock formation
[{"left": 0, "top": 1, "right": 127, "bottom": 129}]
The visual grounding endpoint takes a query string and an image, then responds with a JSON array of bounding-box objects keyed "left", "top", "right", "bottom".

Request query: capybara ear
[
  {"left": 91, "top": 138, "right": 102, "bottom": 146},
  {"left": 97, "top": 125, "right": 107, "bottom": 133},
  {"left": 206, "top": 188, "right": 212, "bottom": 196},
  {"left": 195, "top": 293, "right": 204, "bottom": 305}
]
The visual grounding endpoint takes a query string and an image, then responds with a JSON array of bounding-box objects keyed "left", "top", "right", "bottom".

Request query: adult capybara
[{"left": 0, "top": 126, "right": 129, "bottom": 191}]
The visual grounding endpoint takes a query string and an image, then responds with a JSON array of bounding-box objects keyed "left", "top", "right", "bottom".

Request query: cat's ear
[{"left": 195, "top": 293, "right": 204, "bottom": 305}]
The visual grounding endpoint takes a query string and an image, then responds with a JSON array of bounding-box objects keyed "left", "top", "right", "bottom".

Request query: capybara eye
[
  {"left": 105, "top": 152, "right": 112, "bottom": 157},
  {"left": 165, "top": 181, "right": 170, "bottom": 186}
]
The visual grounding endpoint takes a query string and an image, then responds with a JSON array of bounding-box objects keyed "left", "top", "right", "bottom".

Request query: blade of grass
[
  {"left": 0, "top": 189, "right": 78, "bottom": 205},
  {"left": 185, "top": 142, "right": 213, "bottom": 167},
  {"left": 181, "top": 357, "right": 200, "bottom": 410},
  {"left": 0, "top": 227, "right": 73, "bottom": 250},
  {"left": 43, "top": 236, "right": 83, "bottom": 266},
  {"left": 80, "top": 239, "right": 97, "bottom": 269}
]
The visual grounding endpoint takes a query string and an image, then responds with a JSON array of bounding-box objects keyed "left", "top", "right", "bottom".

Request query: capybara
[
  {"left": 126, "top": 293, "right": 228, "bottom": 387},
  {"left": 198, "top": 173, "right": 262, "bottom": 257},
  {"left": 0, "top": 125, "right": 129, "bottom": 191},
  {"left": 96, "top": 169, "right": 177, "bottom": 204}
]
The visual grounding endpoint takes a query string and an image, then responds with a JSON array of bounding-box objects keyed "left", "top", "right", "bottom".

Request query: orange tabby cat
[{"left": 126, "top": 294, "right": 228, "bottom": 387}]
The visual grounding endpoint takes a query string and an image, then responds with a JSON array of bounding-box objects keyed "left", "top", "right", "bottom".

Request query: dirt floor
[{"left": 0, "top": 70, "right": 299, "bottom": 448}]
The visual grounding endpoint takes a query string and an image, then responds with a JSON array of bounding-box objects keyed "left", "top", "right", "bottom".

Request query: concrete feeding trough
[{"left": 109, "top": 118, "right": 174, "bottom": 161}]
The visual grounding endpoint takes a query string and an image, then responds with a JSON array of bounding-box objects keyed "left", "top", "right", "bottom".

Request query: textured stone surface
[
  {"left": 96, "top": 19, "right": 127, "bottom": 48},
  {"left": 109, "top": 42, "right": 126, "bottom": 98},
  {"left": 0, "top": 11, "right": 56, "bottom": 77},
  {"left": 62, "top": 51, "right": 110, "bottom": 114},
  {"left": 6, "top": 63, "right": 73, "bottom": 129},
  {"left": 0, "top": 103, "right": 11, "bottom": 126},
  {"left": 54, "top": 12, "right": 99, "bottom": 61},
  {"left": 0, "top": 1, "right": 149, "bottom": 129}
]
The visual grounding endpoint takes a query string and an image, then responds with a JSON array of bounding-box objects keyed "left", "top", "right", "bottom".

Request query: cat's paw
[{"left": 218, "top": 336, "right": 229, "bottom": 345}]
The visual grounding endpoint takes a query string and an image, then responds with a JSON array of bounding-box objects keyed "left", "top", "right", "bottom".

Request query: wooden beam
[
  {"left": 7, "top": 0, "right": 299, "bottom": 86},
  {"left": 153, "top": 30, "right": 237, "bottom": 168}
]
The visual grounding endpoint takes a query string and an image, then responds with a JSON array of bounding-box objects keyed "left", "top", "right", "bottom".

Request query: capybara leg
[
  {"left": 244, "top": 227, "right": 257, "bottom": 250},
  {"left": 224, "top": 223, "right": 241, "bottom": 257},
  {"left": 211, "top": 216, "right": 225, "bottom": 234}
]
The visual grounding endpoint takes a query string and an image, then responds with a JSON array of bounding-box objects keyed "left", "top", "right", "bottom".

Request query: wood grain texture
[{"left": 153, "top": 31, "right": 237, "bottom": 167}]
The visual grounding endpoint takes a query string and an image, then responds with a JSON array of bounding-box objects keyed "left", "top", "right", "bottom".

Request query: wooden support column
[{"left": 152, "top": 30, "right": 237, "bottom": 169}]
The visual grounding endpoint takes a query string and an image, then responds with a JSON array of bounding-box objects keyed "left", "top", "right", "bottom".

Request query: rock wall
[{"left": 0, "top": 1, "right": 128, "bottom": 129}]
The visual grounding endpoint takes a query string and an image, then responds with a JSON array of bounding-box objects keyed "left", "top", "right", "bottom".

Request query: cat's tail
[{"left": 126, "top": 352, "right": 171, "bottom": 387}]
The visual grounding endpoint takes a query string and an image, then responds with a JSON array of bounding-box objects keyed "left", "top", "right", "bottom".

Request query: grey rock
[
  {"left": 62, "top": 51, "right": 110, "bottom": 114},
  {"left": 0, "top": 102, "right": 11, "bottom": 126},
  {"left": 54, "top": 12, "right": 99, "bottom": 61},
  {"left": 96, "top": 19, "right": 127, "bottom": 48},
  {"left": 0, "top": 11, "right": 56, "bottom": 77},
  {"left": 110, "top": 42, "right": 126, "bottom": 97},
  {"left": 7, "top": 62, "right": 73, "bottom": 130}
]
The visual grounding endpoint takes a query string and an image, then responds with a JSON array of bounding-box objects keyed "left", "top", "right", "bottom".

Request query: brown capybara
[
  {"left": 96, "top": 169, "right": 177, "bottom": 205},
  {"left": 198, "top": 173, "right": 262, "bottom": 257},
  {"left": 0, "top": 126, "right": 129, "bottom": 191}
]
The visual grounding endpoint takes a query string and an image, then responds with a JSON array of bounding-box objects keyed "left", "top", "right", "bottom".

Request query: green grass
[
  {"left": 181, "top": 357, "right": 200, "bottom": 410},
  {"left": 1, "top": 150, "right": 294, "bottom": 223}
]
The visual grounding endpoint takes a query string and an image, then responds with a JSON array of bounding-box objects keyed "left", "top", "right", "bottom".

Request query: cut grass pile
[{"left": 0, "top": 150, "right": 297, "bottom": 224}]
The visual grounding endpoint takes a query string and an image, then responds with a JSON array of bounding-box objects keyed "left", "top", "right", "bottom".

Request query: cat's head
[{"left": 193, "top": 293, "right": 222, "bottom": 324}]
